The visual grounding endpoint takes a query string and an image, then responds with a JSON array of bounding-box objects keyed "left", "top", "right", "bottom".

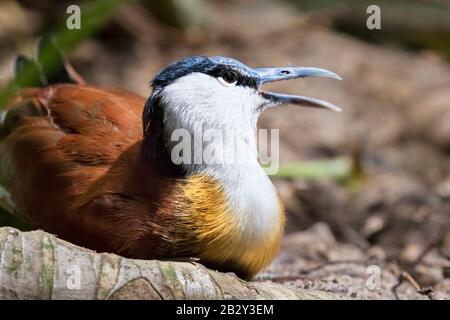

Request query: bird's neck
[
  {"left": 168, "top": 173, "right": 284, "bottom": 279},
  {"left": 142, "top": 100, "right": 285, "bottom": 278},
  {"left": 164, "top": 119, "right": 283, "bottom": 258}
]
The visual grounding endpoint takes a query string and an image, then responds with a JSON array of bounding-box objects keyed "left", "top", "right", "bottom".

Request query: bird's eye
[{"left": 218, "top": 70, "right": 238, "bottom": 87}]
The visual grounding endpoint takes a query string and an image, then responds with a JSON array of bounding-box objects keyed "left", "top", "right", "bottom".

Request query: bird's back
[{"left": 0, "top": 84, "right": 166, "bottom": 253}]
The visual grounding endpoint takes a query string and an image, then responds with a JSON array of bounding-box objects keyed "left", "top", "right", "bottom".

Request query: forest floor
[{"left": 1, "top": 0, "right": 449, "bottom": 299}]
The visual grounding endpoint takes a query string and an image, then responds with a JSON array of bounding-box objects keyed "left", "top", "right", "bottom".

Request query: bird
[{"left": 0, "top": 38, "right": 341, "bottom": 280}]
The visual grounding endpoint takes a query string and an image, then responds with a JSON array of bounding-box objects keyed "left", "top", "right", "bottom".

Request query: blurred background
[{"left": 1, "top": 0, "right": 450, "bottom": 299}]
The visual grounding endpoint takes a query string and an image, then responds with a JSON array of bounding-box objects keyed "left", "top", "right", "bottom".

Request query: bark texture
[{"left": 0, "top": 227, "right": 339, "bottom": 300}]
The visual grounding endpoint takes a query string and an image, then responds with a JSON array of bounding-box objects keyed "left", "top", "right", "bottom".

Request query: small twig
[
  {"left": 160, "top": 256, "right": 201, "bottom": 265},
  {"left": 392, "top": 271, "right": 434, "bottom": 300}
]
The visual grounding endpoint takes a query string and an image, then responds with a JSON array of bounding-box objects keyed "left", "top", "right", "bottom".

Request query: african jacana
[{"left": 0, "top": 38, "right": 341, "bottom": 279}]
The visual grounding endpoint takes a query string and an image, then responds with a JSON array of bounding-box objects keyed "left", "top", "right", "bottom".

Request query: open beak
[{"left": 254, "top": 66, "right": 342, "bottom": 112}]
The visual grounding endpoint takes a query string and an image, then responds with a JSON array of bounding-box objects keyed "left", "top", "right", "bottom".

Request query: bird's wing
[
  {"left": 0, "top": 85, "right": 150, "bottom": 246},
  {"left": 0, "top": 37, "right": 174, "bottom": 257}
]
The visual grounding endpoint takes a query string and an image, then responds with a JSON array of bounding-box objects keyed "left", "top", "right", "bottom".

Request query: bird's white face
[
  {"left": 160, "top": 72, "right": 266, "bottom": 170},
  {"left": 154, "top": 57, "right": 342, "bottom": 169},
  {"left": 160, "top": 72, "right": 268, "bottom": 133}
]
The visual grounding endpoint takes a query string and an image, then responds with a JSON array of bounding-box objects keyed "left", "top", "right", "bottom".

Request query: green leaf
[{"left": 265, "top": 156, "right": 353, "bottom": 180}]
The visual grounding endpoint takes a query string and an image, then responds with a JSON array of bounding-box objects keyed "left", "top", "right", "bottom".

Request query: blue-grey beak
[{"left": 254, "top": 66, "right": 342, "bottom": 112}]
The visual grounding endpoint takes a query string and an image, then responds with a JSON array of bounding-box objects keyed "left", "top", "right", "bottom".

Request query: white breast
[{"left": 214, "top": 163, "right": 281, "bottom": 244}]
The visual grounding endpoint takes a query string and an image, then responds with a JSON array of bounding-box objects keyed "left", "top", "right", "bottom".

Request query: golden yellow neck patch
[{"left": 173, "top": 174, "right": 285, "bottom": 279}]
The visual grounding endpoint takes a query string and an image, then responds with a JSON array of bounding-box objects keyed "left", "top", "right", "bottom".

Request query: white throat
[{"left": 159, "top": 72, "right": 281, "bottom": 243}]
